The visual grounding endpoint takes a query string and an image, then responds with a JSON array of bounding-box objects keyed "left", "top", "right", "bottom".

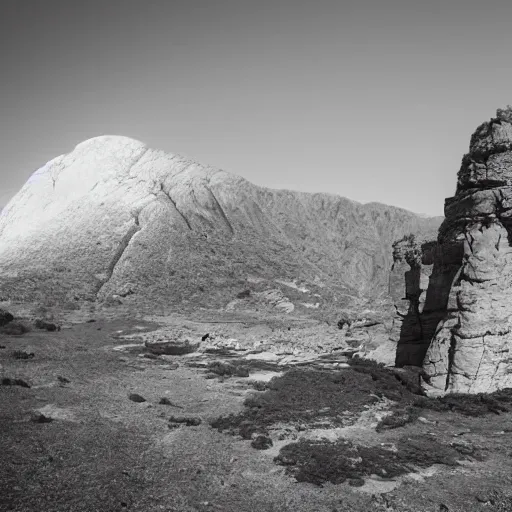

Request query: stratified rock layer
[
  {"left": 0, "top": 136, "right": 440, "bottom": 315},
  {"left": 423, "top": 108, "right": 512, "bottom": 394}
]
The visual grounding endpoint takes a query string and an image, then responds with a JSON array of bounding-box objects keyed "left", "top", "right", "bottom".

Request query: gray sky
[{"left": 1, "top": 0, "right": 511, "bottom": 216}]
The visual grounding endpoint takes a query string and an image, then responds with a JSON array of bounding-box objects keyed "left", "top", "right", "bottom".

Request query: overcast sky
[{"left": 1, "top": 0, "right": 511, "bottom": 216}]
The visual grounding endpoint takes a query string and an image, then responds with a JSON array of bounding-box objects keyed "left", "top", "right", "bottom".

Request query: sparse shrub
[
  {"left": 208, "top": 361, "right": 249, "bottom": 378},
  {"left": 376, "top": 406, "right": 420, "bottom": 432},
  {"left": 237, "top": 289, "right": 251, "bottom": 299},
  {"left": 1, "top": 320, "right": 30, "bottom": 336},
  {"left": 413, "top": 388, "right": 512, "bottom": 416},
  {"left": 12, "top": 350, "right": 35, "bottom": 360},
  {"left": 0, "top": 308, "right": 14, "bottom": 327},
  {"left": 252, "top": 381, "right": 267, "bottom": 391},
  {"left": 34, "top": 319, "right": 60, "bottom": 332},
  {"left": 274, "top": 435, "right": 465, "bottom": 486},
  {"left": 62, "top": 301, "right": 80, "bottom": 311},
  {"left": 251, "top": 435, "right": 273, "bottom": 450}
]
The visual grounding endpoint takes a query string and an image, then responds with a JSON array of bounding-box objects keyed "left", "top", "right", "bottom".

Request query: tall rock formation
[
  {"left": 404, "top": 107, "right": 512, "bottom": 394},
  {"left": 0, "top": 136, "right": 440, "bottom": 315}
]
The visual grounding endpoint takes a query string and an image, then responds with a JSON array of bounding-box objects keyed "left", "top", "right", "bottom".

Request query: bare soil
[{"left": 2, "top": 313, "right": 512, "bottom": 512}]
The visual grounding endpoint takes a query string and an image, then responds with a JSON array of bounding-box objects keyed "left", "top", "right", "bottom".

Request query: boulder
[
  {"left": 0, "top": 308, "right": 14, "bottom": 327},
  {"left": 34, "top": 319, "right": 60, "bottom": 331},
  {"left": 145, "top": 337, "right": 199, "bottom": 355}
]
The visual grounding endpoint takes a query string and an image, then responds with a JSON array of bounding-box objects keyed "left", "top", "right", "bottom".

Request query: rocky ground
[{"left": 2, "top": 310, "right": 512, "bottom": 512}]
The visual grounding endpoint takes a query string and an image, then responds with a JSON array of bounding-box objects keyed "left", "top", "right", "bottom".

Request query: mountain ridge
[{"left": 0, "top": 135, "right": 442, "bottom": 317}]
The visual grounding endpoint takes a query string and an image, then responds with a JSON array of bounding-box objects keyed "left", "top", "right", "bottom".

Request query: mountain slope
[{"left": 0, "top": 136, "right": 441, "bottom": 314}]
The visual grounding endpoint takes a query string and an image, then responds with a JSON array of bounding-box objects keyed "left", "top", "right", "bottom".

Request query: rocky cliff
[
  {"left": 393, "top": 107, "right": 512, "bottom": 394},
  {"left": 0, "top": 136, "right": 440, "bottom": 316}
]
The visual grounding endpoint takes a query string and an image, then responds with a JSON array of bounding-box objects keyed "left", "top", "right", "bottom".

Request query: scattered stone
[
  {"left": 169, "top": 415, "right": 201, "bottom": 426},
  {"left": 160, "top": 363, "right": 179, "bottom": 370},
  {"left": 118, "top": 283, "right": 135, "bottom": 297},
  {"left": 1, "top": 377, "right": 30, "bottom": 388},
  {"left": 475, "top": 493, "right": 494, "bottom": 505},
  {"left": 0, "top": 308, "right": 14, "bottom": 326},
  {"left": 251, "top": 434, "right": 273, "bottom": 450},
  {"left": 145, "top": 338, "right": 199, "bottom": 355},
  {"left": 31, "top": 413, "right": 53, "bottom": 423},
  {"left": 236, "top": 289, "right": 251, "bottom": 299},
  {"left": 141, "top": 353, "right": 159, "bottom": 359},
  {"left": 128, "top": 393, "right": 146, "bottom": 403},
  {"left": 450, "top": 440, "right": 475, "bottom": 455}
]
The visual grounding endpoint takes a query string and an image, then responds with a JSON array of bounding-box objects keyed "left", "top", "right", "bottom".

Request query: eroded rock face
[
  {"left": 422, "top": 107, "right": 512, "bottom": 394},
  {"left": 389, "top": 236, "right": 463, "bottom": 369},
  {"left": 0, "top": 136, "right": 440, "bottom": 315}
]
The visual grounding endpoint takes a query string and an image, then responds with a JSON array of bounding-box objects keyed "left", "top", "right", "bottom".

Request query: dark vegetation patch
[
  {"left": 251, "top": 434, "right": 273, "bottom": 450},
  {"left": 0, "top": 308, "right": 14, "bottom": 327},
  {"left": 194, "top": 356, "right": 284, "bottom": 375},
  {"left": 0, "top": 320, "right": 30, "bottom": 336},
  {"left": 211, "top": 365, "right": 408, "bottom": 438},
  {"left": 11, "top": 350, "right": 35, "bottom": 360},
  {"left": 207, "top": 361, "right": 250, "bottom": 378},
  {"left": 412, "top": 389, "right": 512, "bottom": 416},
  {"left": 34, "top": 319, "right": 60, "bottom": 331},
  {"left": 1, "top": 377, "right": 30, "bottom": 388},
  {"left": 376, "top": 406, "right": 420, "bottom": 432},
  {"left": 211, "top": 359, "right": 512, "bottom": 441},
  {"left": 274, "top": 436, "right": 469, "bottom": 486}
]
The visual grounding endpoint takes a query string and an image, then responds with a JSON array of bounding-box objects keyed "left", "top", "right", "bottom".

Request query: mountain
[{"left": 0, "top": 136, "right": 441, "bottom": 316}]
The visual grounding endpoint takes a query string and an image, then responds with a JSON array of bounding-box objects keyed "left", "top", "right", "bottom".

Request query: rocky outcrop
[
  {"left": 388, "top": 236, "right": 462, "bottom": 369},
  {"left": 0, "top": 136, "right": 440, "bottom": 315},
  {"left": 419, "top": 107, "right": 512, "bottom": 394}
]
